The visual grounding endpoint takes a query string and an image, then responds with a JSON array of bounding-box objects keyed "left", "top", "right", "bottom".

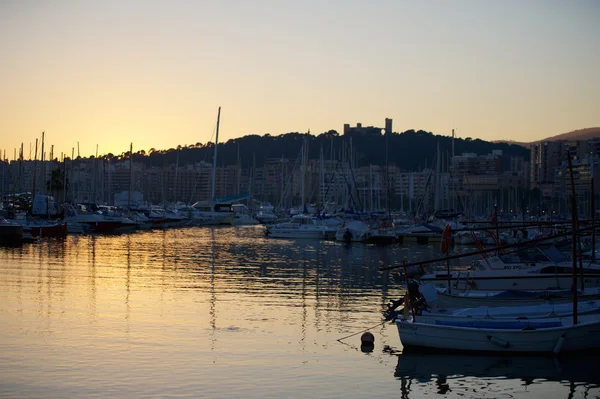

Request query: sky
[{"left": 1, "top": 0, "right": 599, "bottom": 159}]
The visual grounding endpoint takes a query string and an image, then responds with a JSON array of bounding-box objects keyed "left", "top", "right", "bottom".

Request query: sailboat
[
  {"left": 191, "top": 107, "right": 234, "bottom": 225},
  {"left": 266, "top": 135, "right": 341, "bottom": 239}
]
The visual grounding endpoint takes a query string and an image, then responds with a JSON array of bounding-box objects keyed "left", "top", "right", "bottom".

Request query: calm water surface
[{"left": 0, "top": 226, "right": 598, "bottom": 399}]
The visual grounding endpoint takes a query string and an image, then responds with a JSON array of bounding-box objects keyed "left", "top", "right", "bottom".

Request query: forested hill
[{"left": 138, "top": 129, "right": 529, "bottom": 172}]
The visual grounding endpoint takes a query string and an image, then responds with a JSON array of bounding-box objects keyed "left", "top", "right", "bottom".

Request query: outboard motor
[
  {"left": 406, "top": 280, "right": 428, "bottom": 314},
  {"left": 383, "top": 280, "right": 428, "bottom": 321},
  {"left": 343, "top": 228, "right": 353, "bottom": 243}
]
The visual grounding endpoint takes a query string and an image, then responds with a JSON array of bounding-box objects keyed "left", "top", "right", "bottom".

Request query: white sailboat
[
  {"left": 419, "top": 244, "right": 600, "bottom": 291},
  {"left": 266, "top": 213, "right": 339, "bottom": 239},
  {"left": 191, "top": 107, "right": 234, "bottom": 225}
]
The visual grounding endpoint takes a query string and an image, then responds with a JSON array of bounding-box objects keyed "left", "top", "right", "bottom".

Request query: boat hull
[
  {"left": 0, "top": 223, "right": 24, "bottom": 246},
  {"left": 29, "top": 222, "right": 68, "bottom": 238},
  {"left": 267, "top": 228, "right": 335, "bottom": 239},
  {"left": 421, "top": 272, "right": 600, "bottom": 291},
  {"left": 396, "top": 316, "right": 600, "bottom": 353},
  {"left": 436, "top": 289, "right": 600, "bottom": 308}
]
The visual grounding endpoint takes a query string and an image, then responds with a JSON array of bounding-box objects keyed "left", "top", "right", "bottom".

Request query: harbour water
[{"left": 0, "top": 226, "right": 598, "bottom": 399}]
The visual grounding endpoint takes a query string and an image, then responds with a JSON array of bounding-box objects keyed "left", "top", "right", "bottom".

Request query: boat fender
[
  {"left": 488, "top": 335, "right": 510, "bottom": 348},
  {"left": 440, "top": 224, "right": 453, "bottom": 254},
  {"left": 553, "top": 335, "right": 566, "bottom": 355},
  {"left": 361, "top": 332, "right": 375, "bottom": 345}
]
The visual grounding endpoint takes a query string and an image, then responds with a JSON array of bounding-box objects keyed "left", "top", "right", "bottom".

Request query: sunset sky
[{"left": 1, "top": 0, "right": 599, "bottom": 159}]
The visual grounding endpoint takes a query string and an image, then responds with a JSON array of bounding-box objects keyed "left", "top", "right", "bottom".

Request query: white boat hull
[
  {"left": 267, "top": 227, "right": 335, "bottom": 239},
  {"left": 436, "top": 288, "right": 600, "bottom": 308},
  {"left": 396, "top": 315, "right": 600, "bottom": 353},
  {"left": 421, "top": 272, "right": 600, "bottom": 291}
]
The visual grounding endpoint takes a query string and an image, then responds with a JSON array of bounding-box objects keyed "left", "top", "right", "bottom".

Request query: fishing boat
[
  {"left": 395, "top": 312, "right": 600, "bottom": 354},
  {"left": 392, "top": 283, "right": 600, "bottom": 324}
]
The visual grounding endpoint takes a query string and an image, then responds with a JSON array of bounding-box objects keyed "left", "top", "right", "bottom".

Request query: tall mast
[
  {"left": 434, "top": 142, "right": 441, "bottom": 213},
  {"left": 369, "top": 164, "right": 373, "bottom": 212},
  {"left": 32, "top": 138, "right": 38, "bottom": 201},
  {"left": 40, "top": 132, "right": 45, "bottom": 195},
  {"left": 71, "top": 148, "right": 75, "bottom": 202},
  {"left": 19, "top": 143, "right": 23, "bottom": 194},
  {"left": 128, "top": 143, "right": 133, "bottom": 212},
  {"left": 320, "top": 146, "right": 324, "bottom": 206},
  {"left": 174, "top": 145, "right": 180, "bottom": 202},
  {"left": 280, "top": 155, "right": 284, "bottom": 207},
  {"left": 452, "top": 128, "right": 455, "bottom": 211},
  {"left": 95, "top": 144, "right": 98, "bottom": 203},
  {"left": 301, "top": 136, "right": 306, "bottom": 209},
  {"left": 62, "top": 152, "right": 67, "bottom": 203},
  {"left": 592, "top": 160, "right": 596, "bottom": 262},
  {"left": 211, "top": 106, "right": 221, "bottom": 202}
]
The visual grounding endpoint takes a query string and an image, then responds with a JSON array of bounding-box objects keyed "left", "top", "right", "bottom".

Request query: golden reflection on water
[{"left": 1, "top": 226, "right": 597, "bottom": 399}]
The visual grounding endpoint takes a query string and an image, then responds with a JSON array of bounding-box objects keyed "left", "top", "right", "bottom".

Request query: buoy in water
[{"left": 361, "top": 332, "right": 375, "bottom": 345}]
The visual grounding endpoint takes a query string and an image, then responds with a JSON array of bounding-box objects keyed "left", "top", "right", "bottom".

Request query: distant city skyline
[{"left": 1, "top": 0, "right": 599, "bottom": 158}]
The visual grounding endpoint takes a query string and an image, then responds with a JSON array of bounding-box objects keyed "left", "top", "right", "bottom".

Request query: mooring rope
[{"left": 336, "top": 320, "right": 389, "bottom": 342}]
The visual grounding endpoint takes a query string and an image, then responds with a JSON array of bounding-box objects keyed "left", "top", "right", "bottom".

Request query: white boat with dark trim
[
  {"left": 394, "top": 283, "right": 600, "bottom": 324},
  {"left": 232, "top": 204, "right": 259, "bottom": 226},
  {"left": 191, "top": 201, "right": 234, "bottom": 225},
  {"left": 335, "top": 220, "right": 370, "bottom": 242},
  {"left": 266, "top": 214, "right": 339, "bottom": 239},
  {"left": 389, "top": 280, "right": 600, "bottom": 354},
  {"left": 254, "top": 203, "right": 279, "bottom": 224},
  {"left": 419, "top": 244, "right": 600, "bottom": 291},
  {"left": 435, "top": 286, "right": 600, "bottom": 308},
  {"left": 395, "top": 312, "right": 600, "bottom": 354}
]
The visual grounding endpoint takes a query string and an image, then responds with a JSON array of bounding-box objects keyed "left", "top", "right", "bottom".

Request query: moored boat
[
  {"left": 435, "top": 286, "right": 600, "bottom": 308},
  {"left": 0, "top": 218, "right": 24, "bottom": 246},
  {"left": 395, "top": 313, "right": 600, "bottom": 354},
  {"left": 335, "top": 220, "right": 370, "bottom": 242},
  {"left": 267, "top": 214, "right": 339, "bottom": 239},
  {"left": 27, "top": 220, "right": 68, "bottom": 238}
]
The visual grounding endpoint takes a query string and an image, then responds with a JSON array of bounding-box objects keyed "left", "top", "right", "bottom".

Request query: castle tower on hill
[{"left": 343, "top": 118, "right": 392, "bottom": 136}]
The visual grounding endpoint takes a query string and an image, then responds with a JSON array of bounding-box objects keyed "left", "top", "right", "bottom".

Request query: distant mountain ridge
[{"left": 493, "top": 127, "right": 600, "bottom": 147}]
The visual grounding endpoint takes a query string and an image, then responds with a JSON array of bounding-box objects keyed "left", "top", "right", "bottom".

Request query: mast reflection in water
[{"left": 0, "top": 226, "right": 597, "bottom": 399}]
